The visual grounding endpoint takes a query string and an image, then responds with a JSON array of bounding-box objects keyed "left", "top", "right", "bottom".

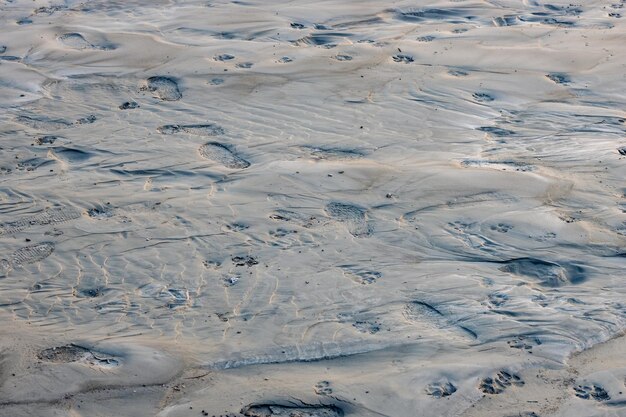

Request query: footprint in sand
[
  {"left": 241, "top": 404, "right": 343, "bottom": 417},
  {"left": 425, "top": 381, "right": 457, "bottom": 398},
  {"left": 57, "top": 32, "right": 114, "bottom": 50},
  {"left": 479, "top": 370, "right": 524, "bottom": 394},
  {"left": 198, "top": 142, "right": 250, "bottom": 169},
  {"left": 325, "top": 202, "right": 370, "bottom": 237},
  {"left": 141, "top": 76, "right": 182, "bottom": 101},
  {"left": 314, "top": 380, "right": 333, "bottom": 395},
  {"left": 574, "top": 383, "right": 611, "bottom": 401},
  {"left": 0, "top": 206, "right": 81, "bottom": 235},
  {"left": 7, "top": 242, "right": 55, "bottom": 267},
  {"left": 38, "top": 344, "right": 120, "bottom": 368},
  {"left": 158, "top": 123, "right": 225, "bottom": 136}
]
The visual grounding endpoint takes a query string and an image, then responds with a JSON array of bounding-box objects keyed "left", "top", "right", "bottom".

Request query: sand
[{"left": 0, "top": 0, "right": 625, "bottom": 416}]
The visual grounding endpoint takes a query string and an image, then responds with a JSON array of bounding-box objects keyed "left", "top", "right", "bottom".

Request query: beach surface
[{"left": 0, "top": 1, "right": 625, "bottom": 416}]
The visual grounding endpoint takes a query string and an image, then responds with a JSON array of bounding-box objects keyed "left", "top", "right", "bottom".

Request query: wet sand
[{"left": 0, "top": 0, "right": 625, "bottom": 416}]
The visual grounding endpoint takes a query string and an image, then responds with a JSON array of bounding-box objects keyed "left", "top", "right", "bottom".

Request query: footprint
[
  {"left": 278, "top": 56, "right": 293, "bottom": 63},
  {"left": 241, "top": 404, "right": 343, "bottom": 417},
  {"left": 507, "top": 336, "right": 542, "bottom": 351},
  {"left": 221, "top": 275, "right": 240, "bottom": 287},
  {"left": 0, "top": 206, "right": 81, "bottom": 235},
  {"left": 324, "top": 202, "right": 370, "bottom": 237},
  {"left": 472, "top": 92, "right": 494, "bottom": 102},
  {"left": 232, "top": 255, "right": 258, "bottom": 267},
  {"left": 417, "top": 35, "right": 436, "bottom": 42},
  {"left": 214, "top": 54, "right": 235, "bottom": 61},
  {"left": 574, "top": 384, "right": 610, "bottom": 401},
  {"left": 301, "top": 146, "right": 364, "bottom": 160},
  {"left": 75, "top": 115, "right": 97, "bottom": 125},
  {"left": 58, "top": 33, "right": 112, "bottom": 50},
  {"left": 35, "top": 135, "right": 59, "bottom": 145},
  {"left": 15, "top": 115, "right": 72, "bottom": 130},
  {"left": 490, "top": 223, "right": 513, "bottom": 233},
  {"left": 477, "top": 126, "right": 515, "bottom": 137},
  {"left": 163, "top": 288, "right": 189, "bottom": 309},
  {"left": 141, "top": 76, "right": 182, "bottom": 101},
  {"left": 236, "top": 62, "right": 254, "bottom": 68},
  {"left": 75, "top": 287, "right": 104, "bottom": 298},
  {"left": 198, "top": 142, "right": 250, "bottom": 169},
  {"left": 269, "top": 209, "right": 323, "bottom": 228},
  {"left": 314, "top": 380, "right": 333, "bottom": 395},
  {"left": 86, "top": 206, "right": 114, "bottom": 219},
  {"left": 546, "top": 73, "right": 570, "bottom": 84},
  {"left": 38, "top": 344, "right": 119, "bottom": 368},
  {"left": 479, "top": 371, "right": 524, "bottom": 394},
  {"left": 290, "top": 22, "right": 306, "bottom": 29},
  {"left": 352, "top": 320, "right": 381, "bottom": 334},
  {"left": 425, "top": 381, "right": 457, "bottom": 398},
  {"left": 158, "top": 123, "right": 225, "bottom": 136},
  {"left": 499, "top": 258, "right": 586, "bottom": 287},
  {"left": 404, "top": 300, "right": 477, "bottom": 339},
  {"left": 392, "top": 54, "right": 414, "bottom": 63},
  {"left": 334, "top": 54, "right": 353, "bottom": 61},
  {"left": 119, "top": 101, "right": 139, "bottom": 110},
  {"left": 487, "top": 292, "right": 509, "bottom": 307},
  {"left": 9, "top": 242, "right": 55, "bottom": 267},
  {"left": 342, "top": 268, "right": 381, "bottom": 285}
]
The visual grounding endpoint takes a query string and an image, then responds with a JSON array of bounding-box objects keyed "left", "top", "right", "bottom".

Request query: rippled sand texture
[{"left": 0, "top": 0, "right": 625, "bottom": 416}]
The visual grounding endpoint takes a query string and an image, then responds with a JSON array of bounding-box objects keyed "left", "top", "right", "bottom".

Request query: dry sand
[{"left": 0, "top": 0, "right": 625, "bottom": 416}]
